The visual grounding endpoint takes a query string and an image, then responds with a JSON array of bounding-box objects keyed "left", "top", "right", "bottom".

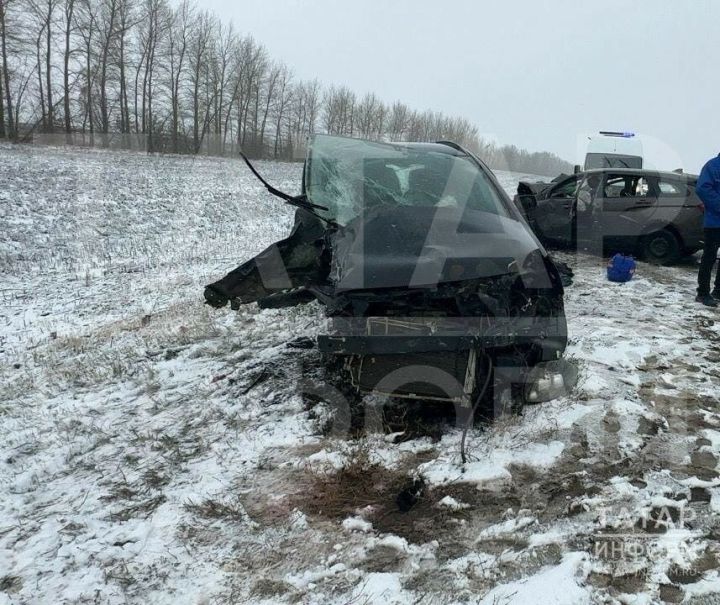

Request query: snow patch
[
  {"left": 342, "top": 517, "right": 374, "bottom": 533},
  {"left": 436, "top": 495, "right": 470, "bottom": 510},
  {"left": 351, "top": 572, "right": 411, "bottom": 605},
  {"left": 419, "top": 440, "right": 565, "bottom": 487},
  {"left": 478, "top": 552, "right": 591, "bottom": 605}
]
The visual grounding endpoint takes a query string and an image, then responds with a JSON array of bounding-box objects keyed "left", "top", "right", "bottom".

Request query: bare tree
[
  {"left": 387, "top": 101, "right": 408, "bottom": 141},
  {"left": 131, "top": 1, "right": 145, "bottom": 134},
  {"left": 0, "top": 66, "right": 3, "bottom": 138},
  {"left": 220, "top": 32, "right": 245, "bottom": 152},
  {"left": 139, "top": 0, "right": 167, "bottom": 151},
  {"left": 28, "top": 0, "right": 57, "bottom": 131},
  {"left": 97, "top": 0, "right": 118, "bottom": 137},
  {"left": 253, "top": 60, "right": 279, "bottom": 157},
  {"left": 235, "top": 36, "right": 265, "bottom": 151},
  {"left": 271, "top": 64, "right": 290, "bottom": 158},
  {"left": 289, "top": 79, "right": 317, "bottom": 158},
  {"left": 61, "top": 0, "right": 74, "bottom": 135},
  {"left": 356, "top": 92, "right": 383, "bottom": 140},
  {"left": 323, "top": 85, "right": 356, "bottom": 137},
  {"left": 304, "top": 78, "right": 319, "bottom": 135},
  {"left": 75, "top": 0, "right": 97, "bottom": 138},
  {"left": 187, "top": 9, "right": 211, "bottom": 153},
  {"left": 167, "top": 0, "right": 189, "bottom": 150},
  {"left": 0, "top": 21, "right": 3, "bottom": 138},
  {"left": 115, "top": 0, "right": 133, "bottom": 135},
  {"left": 9, "top": 60, "right": 34, "bottom": 137},
  {"left": 33, "top": 18, "right": 46, "bottom": 128},
  {"left": 212, "top": 21, "right": 234, "bottom": 153},
  {"left": 0, "top": 0, "right": 17, "bottom": 138},
  {"left": 44, "top": 0, "right": 55, "bottom": 130}
]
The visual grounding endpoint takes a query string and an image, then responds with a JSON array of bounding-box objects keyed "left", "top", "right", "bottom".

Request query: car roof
[
  {"left": 309, "top": 134, "right": 466, "bottom": 156},
  {"left": 387, "top": 141, "right": 467, "bottom": 156},
  {"left": 582, "top": 168, "right": 698, "bottom": 180}
]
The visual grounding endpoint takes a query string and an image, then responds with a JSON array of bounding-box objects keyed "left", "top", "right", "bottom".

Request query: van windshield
[
  {"left": 584, "top": 153, "right": 643, "bottom": 170},
  {"left": 304, "top": 135, "right": 510, "bottom": 226}
]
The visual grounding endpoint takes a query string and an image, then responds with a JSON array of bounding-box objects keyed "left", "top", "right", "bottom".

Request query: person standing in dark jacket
[{"left": 696, "top": 154, "right": 720, "bottom": 307}]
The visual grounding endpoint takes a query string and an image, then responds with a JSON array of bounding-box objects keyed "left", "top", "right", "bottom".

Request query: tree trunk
[
  {"left": 222, "top": 78, "right": 240, "bottom": 151},
  {"left": 141, "top": 48, "right": 149, "bottom": 135},
  {"left": 171, "top": 40, "right": 186, "bottom": 153},
  {"left": 85, "top": 35, "right": 93, "bottom": 140},
  {"left": 63, "top": 0, "right": 73, "bottom": 136},
  {"left": 144, "top": 3, "right": 157, "bottom": 152},
  {"left": 192, "top": 72, "right": 199, "bottom": 152},
  {"left": 133, "top": 42, "right": 147, "bottom": 134},
  {"left": 119, "top": 33, "right": 127, "bottom": 134},
  {"left": 0, "top": 0, "right": 15, "bottom": 139},
  {"left": 171, "top": 69, "right": 178, "bottom": 151},
  {"left": 0, "top": 55, "right": 4, "bottom": 138},
  {"left": 36, "top": 31, "right": 47, "bottom": 129},
  {"left": 99, "top": 0, "right": 116, "bottom": 137},
  {"left": 45, "top": 3, "right": 54, "bottom": 132}
]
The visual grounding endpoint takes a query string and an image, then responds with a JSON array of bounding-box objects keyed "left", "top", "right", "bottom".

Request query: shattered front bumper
[
  {"left": 317, "top": 316, "right": 568, "bottom": 406},
  {"left": 317, "top": 316, "right": 567, "bottom": 356}
]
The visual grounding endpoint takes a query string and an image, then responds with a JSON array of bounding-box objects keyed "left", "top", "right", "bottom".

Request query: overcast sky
[{"left": 200, "top": 0, "right": 718, "bottom": 172}]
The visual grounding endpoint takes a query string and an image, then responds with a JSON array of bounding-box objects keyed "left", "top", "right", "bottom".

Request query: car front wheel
[{"left": 642, "top": 229, "right": 681, "bottom": 265}]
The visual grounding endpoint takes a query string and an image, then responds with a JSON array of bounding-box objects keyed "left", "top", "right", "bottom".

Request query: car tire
[{"left": 642, "top": 229, "right": 681, "bottom": 265}]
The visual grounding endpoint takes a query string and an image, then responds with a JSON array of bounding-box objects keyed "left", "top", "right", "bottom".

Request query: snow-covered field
[{"left": 1, "top": 144, "right": 720, "bottom": 605}]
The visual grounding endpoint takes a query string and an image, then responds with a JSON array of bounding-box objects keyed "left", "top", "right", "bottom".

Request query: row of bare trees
[{"left": 0, "top": 0, "right": 571, "bottom": 174}]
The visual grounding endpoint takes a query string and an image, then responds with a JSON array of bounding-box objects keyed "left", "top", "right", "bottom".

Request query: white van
[{"left": 584, "top": 132, "right": 643, "bottom": 170}]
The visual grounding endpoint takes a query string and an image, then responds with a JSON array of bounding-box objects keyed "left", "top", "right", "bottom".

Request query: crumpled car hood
[{"left": 329, "top": 206, "right": 543, "bottom": 291}]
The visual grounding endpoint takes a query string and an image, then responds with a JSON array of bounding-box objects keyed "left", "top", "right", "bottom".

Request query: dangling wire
[{"left": 461, "top": 352, "right": 493, "bottom": 465}]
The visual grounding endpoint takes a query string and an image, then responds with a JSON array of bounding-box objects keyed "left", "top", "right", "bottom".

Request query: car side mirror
[{"left": 573, "top": 165, "right": 582, "bottom": 174}]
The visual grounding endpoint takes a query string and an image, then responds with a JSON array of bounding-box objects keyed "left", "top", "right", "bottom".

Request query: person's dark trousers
[{"left": 698, "top": 228, "right": 720, "bottom": 296}]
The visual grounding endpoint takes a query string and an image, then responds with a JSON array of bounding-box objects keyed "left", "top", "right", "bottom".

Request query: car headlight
[{"left": 525, "top": 359, "right": 578, "bottom": 403}]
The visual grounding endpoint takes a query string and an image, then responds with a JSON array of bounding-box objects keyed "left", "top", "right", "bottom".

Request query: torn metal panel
[{"left": 204, "top": 210, "right": 330, "bottom": 309}]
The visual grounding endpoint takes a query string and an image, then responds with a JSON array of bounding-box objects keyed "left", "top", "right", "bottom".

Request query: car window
[
  {"left": 657, "top": 179, "right": 687, "bottom": 197},
  {"left": 585, "top": 153, "right": 643, "bottom": 169},
  {"left": 604, "top": 176, "right": 628, "bottom": 198},
  {"left": 603, "top": 174, "right": 649, "bottom": 198},
  {"left": 550, "top": 177, "right": 578, "bottom": 198}
]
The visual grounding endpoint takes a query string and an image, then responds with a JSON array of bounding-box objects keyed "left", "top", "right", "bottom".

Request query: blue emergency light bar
[{"left": 599, "top": 131, "right": 636, "bottom": 138}]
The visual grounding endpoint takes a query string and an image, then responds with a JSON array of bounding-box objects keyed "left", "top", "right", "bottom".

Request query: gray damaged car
[
  {"left": 515, "top": 168, "right": 704, "bottom": 265},
  {"left": 205, "top": 135, "right": 573, "bottom": 416}
]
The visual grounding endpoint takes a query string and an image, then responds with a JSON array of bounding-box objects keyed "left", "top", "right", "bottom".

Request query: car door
[
  {"left": 655, "top": 176, "right": 704, "bottom": 251},
  {"left": 531, "top": 176, "right": 577, "bottom": 245},
  {"left": 597, "top": 173, "right": 656, "bottom": 243},
  {"left": 573, "top": 173, "right": 604, "bottom": 246}
]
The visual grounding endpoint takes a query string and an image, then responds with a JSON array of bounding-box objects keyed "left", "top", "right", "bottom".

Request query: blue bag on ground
[{"left": 607, "top": 254, "right": 636, "bottom": 283}]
